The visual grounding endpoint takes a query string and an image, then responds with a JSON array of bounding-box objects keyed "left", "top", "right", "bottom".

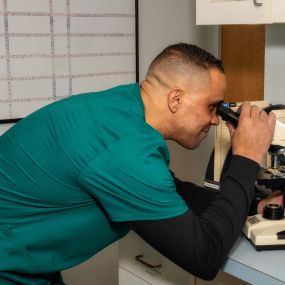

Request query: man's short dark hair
[{"left": 149, "top": 43, "right": 224, "bottom": 74}]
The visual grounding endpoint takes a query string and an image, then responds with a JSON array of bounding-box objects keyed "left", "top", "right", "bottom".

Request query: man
[{"left": 0, "top": 43, "right": 279, "bottom": 284}]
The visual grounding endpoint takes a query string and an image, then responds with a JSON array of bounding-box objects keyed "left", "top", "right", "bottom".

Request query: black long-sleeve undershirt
[
  {"left": 129, "top": 155, "right": 260, "bottom": 280},
  {"left": 174, "top": 171, "right": 260, "bottom": 216}
]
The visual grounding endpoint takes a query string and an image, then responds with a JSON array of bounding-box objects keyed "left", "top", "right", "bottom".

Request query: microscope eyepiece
[{"left": 217, "top": 103, "right": 240, "bottom": 128}]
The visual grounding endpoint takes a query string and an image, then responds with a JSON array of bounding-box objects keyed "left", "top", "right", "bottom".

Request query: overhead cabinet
[{"left": 196, "top": 0, "right": 285, "bottom": 25}]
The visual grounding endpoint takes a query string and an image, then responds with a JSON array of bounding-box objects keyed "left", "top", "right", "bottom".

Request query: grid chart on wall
[{"left": 0, "top": 0, "right": 136, "bottom": 119}]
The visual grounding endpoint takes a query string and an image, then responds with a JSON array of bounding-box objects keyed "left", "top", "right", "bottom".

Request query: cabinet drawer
[
  {"left": 119, "top": 231, "right": 193, "bottom": 285},
  {"left": 119, "top": 267, "right": 151, "bottom": 285}
]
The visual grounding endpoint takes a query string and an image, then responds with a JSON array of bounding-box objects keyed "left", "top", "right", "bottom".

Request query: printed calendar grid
[{"left": 0, "top": 0, "right": 136, "bottom": 119}]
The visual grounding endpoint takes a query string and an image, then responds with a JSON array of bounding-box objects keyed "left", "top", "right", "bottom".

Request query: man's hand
[
  {"left": 257, "top": 191, "right": 284, "bottom": 214},
  {"left": 227, "top": 102, "right": 276, "bottom": 164}
]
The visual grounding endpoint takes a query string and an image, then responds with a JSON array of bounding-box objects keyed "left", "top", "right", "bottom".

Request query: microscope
[{"left": 218, "top": 103, "right": 285, "bottom": 251}]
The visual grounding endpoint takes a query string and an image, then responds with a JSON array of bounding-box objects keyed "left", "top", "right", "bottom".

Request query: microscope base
[{"left": 243, "top": 214, "right": 285, "bottom": 251}]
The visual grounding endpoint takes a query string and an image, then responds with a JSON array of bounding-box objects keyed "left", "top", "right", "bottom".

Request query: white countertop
[{"left": 223, "top": 235, "right": 285, "bottom": 285}]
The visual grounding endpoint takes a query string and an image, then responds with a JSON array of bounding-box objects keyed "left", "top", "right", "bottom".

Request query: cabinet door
[
  {"left": 196, "top": 0, "right": 271, "bottom": 25},
  {"left": 272, "top": 0, "right": 285, "bottom": 22},
  {"left": 119, "top": 231, "right": 194, "bottom": 285}
]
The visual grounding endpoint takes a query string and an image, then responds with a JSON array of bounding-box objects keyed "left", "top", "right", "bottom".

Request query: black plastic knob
[{"left": 262, "top": 204, "right": 284, "bottom": 220}]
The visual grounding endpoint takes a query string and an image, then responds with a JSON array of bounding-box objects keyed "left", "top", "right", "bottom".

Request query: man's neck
[{"left": 140, "top": 80, "right": 172, "bottom": 139}]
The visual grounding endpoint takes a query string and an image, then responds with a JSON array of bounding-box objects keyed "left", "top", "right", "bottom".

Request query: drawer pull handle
[
  {"left": 135, "top": 254, "right": 162, "bottom": 269},
  {"left": 253, "top": 0, "right": 263, "bottom": 6}
]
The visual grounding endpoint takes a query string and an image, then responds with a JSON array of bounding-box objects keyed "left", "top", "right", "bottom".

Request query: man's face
[{"left": 171, "top": 69, "right": 226, "bottom": 149}]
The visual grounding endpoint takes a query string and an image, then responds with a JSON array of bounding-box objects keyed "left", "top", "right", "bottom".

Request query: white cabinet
[
  {"left": 119, "top": 231, "right": 194, "bottom": 285},
  {"left": 196, "top": 271, "right": 250, "bottom": 285},
  {"left": 196, "top": 0, "right": 285, "bottom": 25},
  {"left": 119, "top": 267, "right": 150, "bottom": 285},
  {"left": 272, "top": 0, "right": 285, "bottom": 23}
]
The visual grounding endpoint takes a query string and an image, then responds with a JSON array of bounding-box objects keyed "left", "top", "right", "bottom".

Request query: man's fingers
[
  {"left": 249, "top": 105, "right": 260, "bottom": 118},
  {"left": 226, "top": 122, "right": 235, "bottom": 136},
  {"left": 231, "top": 101, "right": 276, "bottom": 164},
  {"left": 238, "top": 101, "right": 251, "bottom": 121},
  {"left": 268, "top": 111, "right": 276, "bottom": 127}
]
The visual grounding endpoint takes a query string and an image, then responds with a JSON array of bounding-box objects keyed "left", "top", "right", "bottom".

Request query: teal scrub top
[{"left": 0, "top": 83, "right": 187, "bottom": 274}]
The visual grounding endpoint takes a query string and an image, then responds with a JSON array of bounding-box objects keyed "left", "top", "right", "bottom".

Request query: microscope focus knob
[{"left": 262, "top": 204, "right": 284, "bottom": 220}]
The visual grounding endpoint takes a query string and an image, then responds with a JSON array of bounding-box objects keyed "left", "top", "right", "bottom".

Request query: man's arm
[
  {"left": 174, "top": 177, "right": 218, "bottom": 216},
  {"left": 129, "top": 155, "right": 259, "bottom": 280},
  {"left": 129, "top": 103, "right": 276, "bottom": 280},
  {"left": 173, "top": 172, "right": 263, "bottom": 216}
]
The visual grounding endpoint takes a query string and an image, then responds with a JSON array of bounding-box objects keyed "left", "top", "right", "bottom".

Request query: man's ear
[{"left": 168, "top": 87, "right": 183, "bottom": 113}]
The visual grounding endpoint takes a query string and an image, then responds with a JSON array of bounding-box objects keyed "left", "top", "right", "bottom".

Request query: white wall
[
  {"left": 264, "top": 24, "right": 285, "bottom": 104},
  {"left": 139, "top": 0, "right": 220, "bottom": 185}
]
